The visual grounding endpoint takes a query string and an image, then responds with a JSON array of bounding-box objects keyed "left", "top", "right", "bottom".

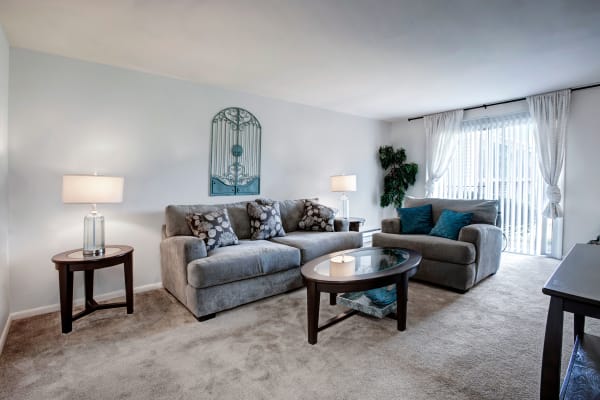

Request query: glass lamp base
[
  {"left": 83, "top": 248, "right": 105, "bottom": 256},
  {"left": 83, "top": 210, "right": 105, "bottom": 256},
  {"left": 340, "top": 193, "right": 350, "bottom": 220}
]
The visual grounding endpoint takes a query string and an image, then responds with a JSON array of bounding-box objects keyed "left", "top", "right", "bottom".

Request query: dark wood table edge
[
  {"left": 52, "top": 245, "right": 134, "bottom": 334},
  {"left": 301, "top": 247, "right": 421, "bottom": 345},
  {"left": 540, "top": 244, "right": 600, "bottom": 399},
  {"left": 542, "top": 287, "right": 600, "bottom": 309}
]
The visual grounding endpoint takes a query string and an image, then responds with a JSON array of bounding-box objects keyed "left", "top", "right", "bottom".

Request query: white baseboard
[
  {"left": 10, "top": 282, "right": 163, "bottom": 321},
  {"left": 0, "top": 314, "right": 11, "bottom": 356}
]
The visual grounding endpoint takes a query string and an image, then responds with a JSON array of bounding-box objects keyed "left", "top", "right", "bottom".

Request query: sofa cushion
[
  {"left": 186, "top": 209, "right": 239, "bottom": 251},
  {"left": 270, "top": 231, "right": 363, "bottom": 264},
  {"left": 371, "top": 232, "right": 476, "bottom": 265},
  {"left": 298, "top": 200, "right": 335, "bottom": 232},
  {"left": 166, "top": 202, "right": 252, "bottom": 239},
  {"left": 187, "top": 240, "right": 301, "bottom": 289},
  {"left": 247, "top": 201, "right": 286, "bottom": 240},
  {"left": 404, "top": 197, "right": 498, "bottom": 226},
  {"left": 278, "top": 198, "right": 316, "bottom": 233},
  {"left": 397, "top": 204, "right": 433, "bottom": 234},
  {"left": 429, "top": 209, "right": 473, "bottom": 240}
]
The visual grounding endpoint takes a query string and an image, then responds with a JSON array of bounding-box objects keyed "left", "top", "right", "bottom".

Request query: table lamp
[
  {"left": 62, "top": 175, "right": 124, "bottom": 256},
  {"left": 330, "top": 174, "right": 356, "bottom": 220}
]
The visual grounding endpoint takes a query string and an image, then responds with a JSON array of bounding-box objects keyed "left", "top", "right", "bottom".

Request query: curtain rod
[{"left": 407, "top": 82, "right": 600, "bottom": 122}]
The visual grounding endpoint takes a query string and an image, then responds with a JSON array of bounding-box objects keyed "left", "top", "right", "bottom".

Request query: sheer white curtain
[
  {"left": 424, "top": 109, "right": 464, "bottom": 197},
  {"left": 526, "top": 89, "right": 571, "bottom": 219},
  {"left": 434, "top": 113, "right": 547, "bottom": 255}
]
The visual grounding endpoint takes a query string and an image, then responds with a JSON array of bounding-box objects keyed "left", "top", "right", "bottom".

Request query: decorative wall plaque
[{"left": 210, "top": 107, "right": 261, "bottom": 196}]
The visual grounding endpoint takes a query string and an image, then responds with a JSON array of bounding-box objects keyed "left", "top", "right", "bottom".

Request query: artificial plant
[{"left": 378, "top": 145, "right": 418, "bottom": 208}]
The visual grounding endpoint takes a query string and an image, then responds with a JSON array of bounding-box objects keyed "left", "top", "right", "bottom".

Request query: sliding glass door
[{"left": 433, "top": 113, "right": 549, "bottom": 255}]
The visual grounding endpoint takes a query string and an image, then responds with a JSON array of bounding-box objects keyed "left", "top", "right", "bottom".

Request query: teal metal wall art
[{"left": 210, "top": 107, "right": 261, "bottom": 196}]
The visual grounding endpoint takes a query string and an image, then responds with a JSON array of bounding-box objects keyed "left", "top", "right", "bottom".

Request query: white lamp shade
[
  {"left": 62, "top": 175, "right": 124, "bottom": 204},
  {"left": 330, "top": 175, "right": 357, "bottom": 192}
]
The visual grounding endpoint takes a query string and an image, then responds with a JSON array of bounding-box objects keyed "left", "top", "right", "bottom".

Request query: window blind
[{"left": 433, "top": 113, "right": 547, "bottom": 255}]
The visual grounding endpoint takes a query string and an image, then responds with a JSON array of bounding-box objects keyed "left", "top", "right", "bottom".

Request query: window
[{"left": 433, "top": 113, "right": 549, "bottom": 255}]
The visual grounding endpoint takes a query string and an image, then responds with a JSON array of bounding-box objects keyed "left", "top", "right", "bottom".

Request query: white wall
[
  {"left": 389, "top": 90, "right": 600, "bottom": 255},
  {"left": 8, "top": 48, "right": 389, "bottom": 313},
  {"left": 0, "top": 27, "right": 9, "bottom": 338},
  {"left": 563, "top": 87, "right": 600, "bottom": 253}
]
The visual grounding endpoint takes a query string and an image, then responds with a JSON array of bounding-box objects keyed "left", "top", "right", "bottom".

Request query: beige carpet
[{"left": 0, "top": 253, "right": 593, "bottom": 400}]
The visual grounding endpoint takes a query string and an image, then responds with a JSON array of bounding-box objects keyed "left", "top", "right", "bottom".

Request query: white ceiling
[{"left": 1, "top": 0, "right": 600, "bottom": 120}]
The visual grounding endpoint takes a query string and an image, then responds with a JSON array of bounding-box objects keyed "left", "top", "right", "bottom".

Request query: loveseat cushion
[
  {"left": 270, "top": 231, "right": 363, "bottom": 264},
  {"left": 404, "top": 197, "right": 498, "bottom": 226},
  {"left": 371, "top": 232, "right": 476, "bottom": 265},
  {"left": 186, "top": 240, "right": 300, "bottom": 289}
]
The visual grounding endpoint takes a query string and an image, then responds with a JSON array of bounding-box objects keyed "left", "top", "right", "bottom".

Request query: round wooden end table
[{"left": 52, "top": 245, "right": 134, "bottom": 333}]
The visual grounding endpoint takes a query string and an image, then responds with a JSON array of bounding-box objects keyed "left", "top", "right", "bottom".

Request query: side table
[
  {"left": 335, "top": 217, "right": 365, "bottom": 232},
  {"left": 540, "top": 244, "right": 600, "bottom": 399},
  {"left": 52, "top": 245, "right": 134, "bottom": 333}
]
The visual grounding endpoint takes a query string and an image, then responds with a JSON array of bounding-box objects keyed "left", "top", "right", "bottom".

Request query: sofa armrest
[
  {"left": 458, "top": 224, "right": 502, "bottom": 282},
  {"left": 160, "top": 235, "right": 207, "bottom": 304},
  {"left": 381, "top": 218, "right": 402, "bottom": 234}
]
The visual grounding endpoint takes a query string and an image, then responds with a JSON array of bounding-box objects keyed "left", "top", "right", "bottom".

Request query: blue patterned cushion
[
  {"left": 298, "top": 200, "right": 335, "bottom": 232},
  {"left": 247, "top": 201, "right": 286, "bottom": 240},
  {"left": 396, "top": 204, "right": 433, "bottom": 234},
  {"left": 429, "top": 209, "right": 473, "bottom": 240},
  {"left": 186, "top": 209, "right": 239, "bottom": 251}
]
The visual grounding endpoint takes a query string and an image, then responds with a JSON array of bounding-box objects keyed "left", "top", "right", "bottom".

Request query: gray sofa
[
  {"left": 372, "top": 197, "right": 502, "bottom": 292},
  {"left": 160, "top": 199, "right": 363, "bottom": 320}
]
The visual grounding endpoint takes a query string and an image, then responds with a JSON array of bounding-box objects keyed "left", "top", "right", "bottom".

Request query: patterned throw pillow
[
  {"left": 429, "top": 209, "right": 473, "bottom": 240},
  {"left": 298, "top": 200, "right": 336, "bottom": 232},
  {"left": 185, "top": 209, "right": 239, "bottom": 251},
  {"left": 247, "top": 201, "right": 286, "bottom": 240}
]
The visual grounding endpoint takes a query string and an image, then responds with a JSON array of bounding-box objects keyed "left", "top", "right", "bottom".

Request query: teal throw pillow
[
  {"left": 429, "top": 209, "right": 473, "bottom": 240},
  {"left": 396, "top": 204, "right": 433, "bottom": 234}
]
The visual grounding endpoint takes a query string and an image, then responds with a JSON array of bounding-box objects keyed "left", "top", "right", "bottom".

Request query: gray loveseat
[
  {"left": 372, "top": 197, "right": 502, "bottom": 292},
  {"left": 160, "top": 199, "right": 363, "bottom": 320}
]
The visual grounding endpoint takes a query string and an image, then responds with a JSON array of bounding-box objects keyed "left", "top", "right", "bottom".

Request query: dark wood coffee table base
[{"left": 305, "top": 270, "right": 410, "bottom": 344}]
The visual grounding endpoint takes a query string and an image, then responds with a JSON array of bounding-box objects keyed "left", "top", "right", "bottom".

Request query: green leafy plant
[{"left": 378, "top": 145, "right": 418, "bottom": 208}]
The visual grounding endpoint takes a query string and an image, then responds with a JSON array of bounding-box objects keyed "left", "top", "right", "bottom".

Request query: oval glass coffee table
[{"left": 300, "top": 247, "right": 421, "bottom": 344}]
